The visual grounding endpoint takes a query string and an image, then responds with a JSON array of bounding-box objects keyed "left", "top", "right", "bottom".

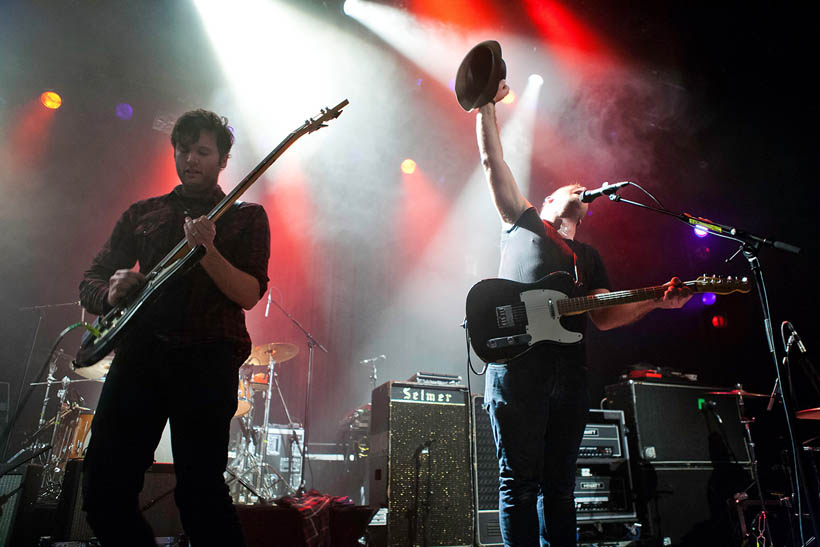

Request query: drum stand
[
  {"left": 227, "top": 356, "right": 299, "bottom": 503},
  {"left": 255, "top": 354, "right": 299, "bottom": 499}
]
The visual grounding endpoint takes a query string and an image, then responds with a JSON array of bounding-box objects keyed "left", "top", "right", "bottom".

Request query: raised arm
[{"left": 476, "top": 80, "right": 532, "bottom": 224}]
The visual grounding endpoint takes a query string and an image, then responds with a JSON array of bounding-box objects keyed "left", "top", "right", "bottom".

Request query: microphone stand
[
  {"left": 268, "top": 297, "right": 328, "bottom": 496},
  {"left": 603, "top": 190, "right": 809, "bottom": 545}
]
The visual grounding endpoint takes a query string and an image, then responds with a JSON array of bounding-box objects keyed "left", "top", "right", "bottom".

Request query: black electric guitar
[
  {"left": 73, "top": 100, "right": 349, "bottom": 369},
  {"left": 465, "top": 272, "right": 750, "bottom": 363}
]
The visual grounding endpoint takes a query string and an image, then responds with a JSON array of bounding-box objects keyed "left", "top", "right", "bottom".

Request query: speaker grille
[{"left": 370, "top": 382, "right": 473, "bottom": 547}]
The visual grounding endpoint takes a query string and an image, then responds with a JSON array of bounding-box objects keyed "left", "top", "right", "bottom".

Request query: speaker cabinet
[
  {"left": 2, "top": 464, "right": 48, "bottom": 547},
  {"left": 56, "top": 460, "right": 183, "bottom": 541},
  {"left": 605, "top": 380, "right": 750, "bottom": 464},
  {"left": 635, "top": 464, "right": 751, "bottom": 546},
  {"left": 369, "top": 381, "right": 473, "bottom": 547}
]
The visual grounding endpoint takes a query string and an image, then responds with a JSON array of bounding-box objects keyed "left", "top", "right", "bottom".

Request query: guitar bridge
[{"left": 495, "top": 305, "right": 516, "bottom": 328}]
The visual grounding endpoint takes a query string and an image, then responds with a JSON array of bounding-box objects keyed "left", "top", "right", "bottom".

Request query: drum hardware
[
  {"left": 720, "top": 383, "right": 777, "bottom": 547},
  {"left": 226, "top": 342, "right": 302, "bottom": 503},
  {"left": 24, "top": 362, "right": 98, "bottom": 503}
]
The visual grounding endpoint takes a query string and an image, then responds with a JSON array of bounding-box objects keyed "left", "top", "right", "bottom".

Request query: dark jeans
[
  {"left": 82, "top": 339, "right": 246, "bottom": 547},
  {"left": 484, "top": 352, "right": 590, "bottom": 547}
]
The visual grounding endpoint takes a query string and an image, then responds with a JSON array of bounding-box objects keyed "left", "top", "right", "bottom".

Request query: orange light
[
  {"left": 501, "top": 90, "right": 515, "bottom": 105},
  {"left": 401, "top": 158, "right": 417, "bottom": 175},
  {"left": 40, "top": 91, "right": 62, "bottom": 110}
]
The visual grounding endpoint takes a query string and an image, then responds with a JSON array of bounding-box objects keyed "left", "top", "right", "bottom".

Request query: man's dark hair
[{"left": 171, "top": 109, "right": 235, "bottom": 161}]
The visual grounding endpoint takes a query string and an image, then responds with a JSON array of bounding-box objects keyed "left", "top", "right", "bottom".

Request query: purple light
[
  {"left": 448, "top": 78, "right": 456, "bottom": 92},
  {"left": 115, "top": 103, "right": 133, "bottom": 120},
  {"left": 694, "top": 225, "right": 709, "bottom": 238},
  {"left": 701, "top": 292, "right": 717, "bottom": 306}
]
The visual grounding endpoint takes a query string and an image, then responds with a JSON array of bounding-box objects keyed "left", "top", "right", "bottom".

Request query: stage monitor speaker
[
  {"left": 605, "top": 380, "right": 750, "bottom": 464},
  {"left": 369, "top": 381, "right": 473, "bottom": 547},
  {"left": 56, "top": 460, "right": 183, "bottom": 541}
]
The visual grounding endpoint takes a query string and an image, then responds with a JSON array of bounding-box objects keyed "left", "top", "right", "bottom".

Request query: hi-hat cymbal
[
  {"left": 797, "top": 408, "right": 820, "bottom": 420},
  {"left": 73, "top": 353, "right": 114, "bottom": 380},
  {"left": 706, "top": 389, "right": 768, "bottom": 398},
  {"left": 244, "top": 343, "right": 299, "bottom": 366}
]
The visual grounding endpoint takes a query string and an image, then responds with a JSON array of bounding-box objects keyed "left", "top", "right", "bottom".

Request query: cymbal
[
  {"left": 72, "top": 353, "right": 113, "bottom": 380},
  {"left": 244, "top": 343, "right": 299, "bottom": 366},
  {"left": 706, "top": 389, "right": 768, "bottom": 398},
  {"left": 797, "top": 408, "right": 820, "bottom": 420}
]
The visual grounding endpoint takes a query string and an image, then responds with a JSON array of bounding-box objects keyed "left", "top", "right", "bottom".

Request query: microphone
[
  {"left": 360, "top": 355, "right": 386, "bottom": 365},
  {"left": 785, "top": 323, "right": 808, "bottom": 354},
  {"left": 265, "top": 288, "right": 271, "bottom": 317},
  {"left": 580, "top": 181, "right": 631, "bottom": 203}
]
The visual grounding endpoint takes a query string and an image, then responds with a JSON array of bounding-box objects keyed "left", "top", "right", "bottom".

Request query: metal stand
[
  {"left": 604, "top": 186, "right": 808, "bottom": 546},
  {"left": 255, "top": 356, "right": 297, "bottom": 498},
  {"left": 268, "top": 298, "right": 328, "bottom": 495}
]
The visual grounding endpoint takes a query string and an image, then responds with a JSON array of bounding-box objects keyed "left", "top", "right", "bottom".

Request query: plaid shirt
[{"left": 79, "top": 185, "right": 270, "bottom": 364}]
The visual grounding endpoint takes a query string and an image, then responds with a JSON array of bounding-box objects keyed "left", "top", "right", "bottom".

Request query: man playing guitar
[{"left": 79, "top": 109, "right": 270, "bottom": 546}]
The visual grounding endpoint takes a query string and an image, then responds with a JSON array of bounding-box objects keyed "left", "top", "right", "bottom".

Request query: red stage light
[
  {"left": 711, "top": 315, "right": 727, "bottom": 328},
  {"left": 41, "top": 91, "right": 62, "bottom": 110}
]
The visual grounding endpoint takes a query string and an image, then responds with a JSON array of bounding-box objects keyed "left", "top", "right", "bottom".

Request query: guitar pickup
[
  {"left": 487, "top": 334, "right": 532, "bottom": 349},
  {"left": 495, "top": 305, "right": 516, "bottom": 328}
]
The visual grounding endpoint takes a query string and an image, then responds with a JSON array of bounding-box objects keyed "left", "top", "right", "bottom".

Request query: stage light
[
  {"left": 711, "top": 315, "right": 727, "bottom": 328},
  {"left": 116, "top": 103, "right": 133, "bottom": 120},
  {"left": 501, "top": 90, "right": 516, "bottom": 105},
  {"left": 694, "top": 226, "right": 709, "bottom": 238},
  {"left": 40, "top": 91, "right": 62, "bottom": 110},
  {"left": 401, "top": 158, "right": 417, "bottom": 174},
  {"left": 343, "top": 0, "right": 362, "bottom": 17},
  {"left": 529, "top": 74, "right": 544, "bottom": 86},
  {"left": 701, "top": 292, "right": 717, "bottom": 306}
]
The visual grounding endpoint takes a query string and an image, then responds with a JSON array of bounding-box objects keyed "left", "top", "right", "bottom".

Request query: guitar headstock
[
  {"left": 693, "top": 275, "right": 751, "bottom": 295},
  {"left": 303, "top": 99, "right": 349, "bottom": 134}
]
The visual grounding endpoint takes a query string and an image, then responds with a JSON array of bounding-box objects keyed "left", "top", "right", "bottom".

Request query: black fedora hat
[{"left": 455, "top": 40, "right": 506, "bottom": 111}]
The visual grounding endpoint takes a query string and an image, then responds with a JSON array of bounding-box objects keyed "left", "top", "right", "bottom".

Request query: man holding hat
[{"left": 461, "top": 42, "right": 691, "bottom": 546}]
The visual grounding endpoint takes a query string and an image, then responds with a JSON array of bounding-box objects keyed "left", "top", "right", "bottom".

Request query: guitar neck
[
  {"left": 558, "top": 280, "right": 700, "bottom": 316},
  {"left": 157, "top": 129, "right": 306, "bottom": 268}
]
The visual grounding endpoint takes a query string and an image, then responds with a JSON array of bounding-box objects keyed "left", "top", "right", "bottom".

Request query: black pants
[{"left": 82, "top": 339, "right": 246, "bottom": 547}]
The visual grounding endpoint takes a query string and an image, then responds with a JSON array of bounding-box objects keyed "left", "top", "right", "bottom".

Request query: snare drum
[{"left": 235, "top": 376, "right": 252, "bottom": 417}]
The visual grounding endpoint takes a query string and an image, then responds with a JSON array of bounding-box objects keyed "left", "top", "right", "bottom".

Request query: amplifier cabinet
[
  {"left": 472, "top": 398, "right": 636, "bottom": 547},
  {"left": 634, "top": 463, "right": 752, "bottom": 546},
  {"left": 605, "top": 380, "right": 750, "bottom": 465},
  {"left": 56, "top": 460, "right": 183, "bottom": 541},
  {"left": 369, "top": 381, "right": 473, "bottom": 547}
]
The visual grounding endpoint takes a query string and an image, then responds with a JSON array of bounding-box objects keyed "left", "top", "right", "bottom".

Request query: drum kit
[
  {"left": 226, "top": 341, "right": 305, "bottom": 504},
  {"left": 17, "top": 350, "right": 108, "bottom": 501},
  {"left": 16, "top": 341, "right": 304, "bottom": 505}
]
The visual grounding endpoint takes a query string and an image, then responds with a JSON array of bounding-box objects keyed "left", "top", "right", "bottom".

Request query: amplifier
[
  {"left": 579, "top": 409, "right": 627, "bottom": 461},
  {"left": 575, "top": 464, "right": 635, "bottom": 521},
  {"left": 605, "top": 380, "right": 750, "bottom": 464},
  {"left": 472, "top": 398, "right": 636, "bottom": 546},
  {"left": 369, "top": 381, "right": 473, "bottom": 547}
]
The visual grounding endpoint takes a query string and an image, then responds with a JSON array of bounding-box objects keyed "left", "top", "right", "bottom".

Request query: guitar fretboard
[{"left": 557, "top": 281, "right": 698, "bottom": 315}]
